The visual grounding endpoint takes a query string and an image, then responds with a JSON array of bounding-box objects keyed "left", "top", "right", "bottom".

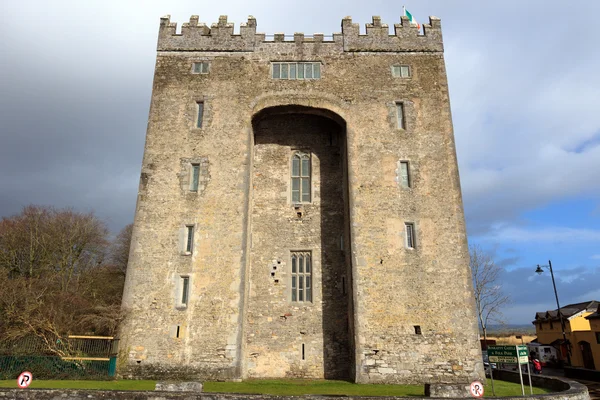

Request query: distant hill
[{"left": 482, "top": 324, "right": 536, "bottom": 336}]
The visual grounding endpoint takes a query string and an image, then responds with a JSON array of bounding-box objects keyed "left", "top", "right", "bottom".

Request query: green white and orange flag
[{"left": 403, "top": 6, "right": 421, "bottom": 29}]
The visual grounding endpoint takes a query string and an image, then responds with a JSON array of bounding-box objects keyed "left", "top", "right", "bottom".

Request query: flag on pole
[{"left": 403, "top": 6, "right": 421, "bottom": 30}]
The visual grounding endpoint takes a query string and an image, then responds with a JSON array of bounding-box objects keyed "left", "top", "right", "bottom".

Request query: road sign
[
  {"left": 470, "top": 381, "right": 484, "bottom": 398},
  {"left": 17, "top": 371, "right": 32, "bottom": 389},
  {"left": 488, "top": 345, "right": 529, "bottom": 364}
]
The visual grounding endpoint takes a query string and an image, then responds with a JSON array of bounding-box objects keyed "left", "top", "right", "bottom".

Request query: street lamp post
[{"left": 535, "top": 260, "right": 571, "bottom": 366}]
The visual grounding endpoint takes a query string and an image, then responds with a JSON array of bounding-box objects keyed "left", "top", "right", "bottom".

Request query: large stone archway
[{"left": 242, "top": 105, "right": 355, "bottom": 380}]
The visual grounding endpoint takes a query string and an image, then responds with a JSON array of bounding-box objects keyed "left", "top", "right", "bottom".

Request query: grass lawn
[{"left": 0, "top": 378, "right": 553, "bottom": 397}]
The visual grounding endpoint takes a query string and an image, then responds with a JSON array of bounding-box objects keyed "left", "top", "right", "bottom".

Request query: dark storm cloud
[{"left": 1, "top": 0, "right": 600, "bottom": 238}]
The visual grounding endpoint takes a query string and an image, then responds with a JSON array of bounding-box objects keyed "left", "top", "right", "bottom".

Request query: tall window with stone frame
[
  {"left": 291, "top": 152, "right": 311, "bottom": 203},
  {"left": 291, "top": 251, "right": 312, "bottom": 302}
]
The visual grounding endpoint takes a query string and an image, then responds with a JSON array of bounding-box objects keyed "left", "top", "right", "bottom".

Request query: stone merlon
[{"left": 157, "top": 15, "right": 443, "bottom": 52}]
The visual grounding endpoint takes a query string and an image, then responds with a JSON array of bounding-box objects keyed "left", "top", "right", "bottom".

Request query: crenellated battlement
[{"left": 157, "top": 15, "right": 443, "bottom": 52}]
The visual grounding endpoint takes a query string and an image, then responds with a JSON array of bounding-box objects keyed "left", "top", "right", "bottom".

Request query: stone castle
[{"left": 120, "top": 13, "right": 484, "bottom": 387}]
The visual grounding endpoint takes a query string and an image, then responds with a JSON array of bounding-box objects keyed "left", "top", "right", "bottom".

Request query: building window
[
  {"left": 291, "top": 152, "right": 311, "bottom": 203},
  {"left": 414, "top": 325, "right": 422, "bottom": 335},
  {"left": 272, "top": 62, "right": 321, "bottom": 80},
  {"left": 405, "top": 223, "right": 415, "bottom": 249},
  {"left": 291, "top": 251, "right": 312, "bottom": 302},
  {"left": 196, "top": 102, "right": 204, "bottom": 128},
  {"left": 190, "top": 164, "right": 200, "bottom": 191},
  {"left": 178, "top": 276, "right": 190, "bottom": 308},
  {"left": 550, "top": 321, "right": 554, "bottom": 330},
  {"left": 396, "top": 102, "right": 405, "bottom": 129},
  {"left": 392, "top": 65, "right": 411, "bottom": 78},
  {"left": 539, "top": 322, "right": 543, "bottom": 330},
  {"left": 596, "top": 332, "right": 600, "bottom": 344},
  {"left": 399, "top": 161, "right": 410, "bottom": 188},
  {"left": 186, "top": 225, "right": 194, "bottom": 253},
  {"left": 192, "top": 62, "right": 209, "bottom": 74}
]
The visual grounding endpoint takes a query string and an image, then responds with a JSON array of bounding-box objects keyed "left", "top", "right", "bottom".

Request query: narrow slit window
[
  {"left": 176, "top": 325, "right": 181, "bottom": 338},
  {"left": 291, "top": 152, "right": 311, "bottom": 203},
  {"left": 191, "top": 164, "right": 200, "bottom": 191},
  {"left": 302, "top": 343, "right": 305, "bottom": 360},
  {"left": 400, "top": 161, "right": 410, "bottom": 188},
  {"left": 396, "top": 102, "right": 405, "bottom": 129},
  {"left": 181, "top": 276, "right": 190, "bottom": 306},
  {"left": 405, "top": 223, "right": 415, "bottom": 249},
  {"left": 196, "top": 102, "right": 204, "bottom": 128},
  {"left": 291, "top": 251, "right": 312, "bottom": 303},
  {"left": 186, "top": 225, "right": 194, "bottom": 253}
]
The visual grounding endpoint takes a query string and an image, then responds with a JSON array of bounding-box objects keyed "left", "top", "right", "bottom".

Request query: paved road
[
  {"left": 579, "top": 380, "right": 600, "bottom": 400},
  {"left": 537, "top": 367, "right": 599, "bottom": 400}
]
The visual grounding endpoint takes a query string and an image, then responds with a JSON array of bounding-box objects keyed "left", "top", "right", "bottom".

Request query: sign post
[{"left": 488, "top": 345, "right": 530, "bottom": 395}]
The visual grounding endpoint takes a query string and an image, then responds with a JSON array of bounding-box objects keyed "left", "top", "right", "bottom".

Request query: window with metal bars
[
  {"left": 291, "top": 152, "right": 311, "bottom": 203},
  {"left": 291, "top": 252, "right": 312, "bottom": 302}
]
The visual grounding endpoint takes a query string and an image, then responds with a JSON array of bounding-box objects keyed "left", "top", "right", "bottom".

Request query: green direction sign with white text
[{"left": 488, "top": 345, "right": 529, "bottom": 364}]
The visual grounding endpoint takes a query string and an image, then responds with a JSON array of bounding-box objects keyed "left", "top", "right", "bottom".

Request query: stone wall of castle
[{"left": 120, "top": 14, "right": 484, "bottom": 385}]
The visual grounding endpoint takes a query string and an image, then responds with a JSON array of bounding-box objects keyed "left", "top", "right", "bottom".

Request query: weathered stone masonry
[{"left": 120, "top": 13, "right": 485, "bottom": 385}]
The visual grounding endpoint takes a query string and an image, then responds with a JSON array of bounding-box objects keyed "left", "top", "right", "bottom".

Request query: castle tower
[{"left": 120, "top": 14, "right": 484, "bottom": 389}]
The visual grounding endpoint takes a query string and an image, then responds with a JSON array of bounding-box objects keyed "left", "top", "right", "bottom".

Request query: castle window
[
  {"left": 392, "top": 65, "right": 411, "bottom": 78},
  {"left": 405, "top": 223, "right": 415, "bottom": 249},
  {"left": 190, "top": 164, "right": 200, "bottom": 191},
  {"left": 178, "top": 276, "right": 190, "bottom": 308},
  {"left": 596, "top": 332, "right": 600, "bottom": 344},
  {"left": 186, "top": 225, "right": 194, "bottom": 253},
  {"left": 414, "top": 325, "right": 422, "bottom": 335},
  {"left": 550, "top": 321, "right": 553, "bottom": 329},
  {"left": 192, "top": 62, "right": 209, "bottom": 74},
  {"left": 291, "top": 251, "right": 312, "bottom": 302},
  {"left": 291, "top": 152, "right": 311, "bottom": 203},
  {"left": 272, "top": 62, "right": 321, "bottom": 80},
  {"left": 196, "top": 102, "right": 204, "bottom": 128},
  {"left": 399, "top": 161, "right": 410, "bottom": 188},
  {"left": 396, "top": 102, "right": 405, "bottom": 129}
]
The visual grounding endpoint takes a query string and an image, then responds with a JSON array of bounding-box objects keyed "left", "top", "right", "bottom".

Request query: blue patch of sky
[
  {"left": 572, "top": 130, "right": 600, "bottom": 154},
  {"left": 469, "top": 197, "right": 600, "bottom": 273}
]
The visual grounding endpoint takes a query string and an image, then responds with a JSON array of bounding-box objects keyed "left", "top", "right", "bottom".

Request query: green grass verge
[
  {"left": 0, "top": 378, "right": 553, "bottom": 397},
  {"left": 483, "top": 380, "right": 551, "bottom": 397}
]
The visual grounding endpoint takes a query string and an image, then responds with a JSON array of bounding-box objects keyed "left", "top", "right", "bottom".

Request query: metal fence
[{"left": 0, "top": 335, "right": 118, "bottom": 380}]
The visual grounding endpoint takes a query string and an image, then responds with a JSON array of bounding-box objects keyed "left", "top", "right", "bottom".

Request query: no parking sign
[
  {"left": 470, "top": 381, "right": 484, "bottom": 398},
  {"left": 17, "top": 371, "right": 33, "bottom": 388}
]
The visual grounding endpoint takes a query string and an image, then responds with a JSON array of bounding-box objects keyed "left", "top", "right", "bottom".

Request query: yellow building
[
  {"left": 532, "top": 300, "right": 599, "bottom": 370},
  {"left": 584, "top": 307, "right": 600, "bottom": 371}
]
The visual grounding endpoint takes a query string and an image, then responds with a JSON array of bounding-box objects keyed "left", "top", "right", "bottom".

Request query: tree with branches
[
  {"left": 470, "top": 245, "right": 511, "bottom": 346},
  {"left": 0, "top": 206, "right": 126, "bottom": 355}
]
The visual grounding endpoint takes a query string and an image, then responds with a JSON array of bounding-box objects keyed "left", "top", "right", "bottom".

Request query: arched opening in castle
[
  {"left": 249, "top": 105, "right": 352, "bottom": 379},
  {"left": 119, "top": 14, "right": 485, "bottom": 388}
]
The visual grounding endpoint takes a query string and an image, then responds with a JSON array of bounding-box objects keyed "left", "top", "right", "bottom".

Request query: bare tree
[
  {"left": 0, "top": 206, "right": 124, "bottom": 354},
  {"left": 110, "top": 223, "right": 133, "bottom": 276},
  {"left": 470, "top": 245, "right": 510, "bottom": 345}
]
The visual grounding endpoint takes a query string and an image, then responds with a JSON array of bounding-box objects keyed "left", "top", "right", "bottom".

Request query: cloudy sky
[{"left": 1, "top": 0, "right": 599, "bottom": 324}]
